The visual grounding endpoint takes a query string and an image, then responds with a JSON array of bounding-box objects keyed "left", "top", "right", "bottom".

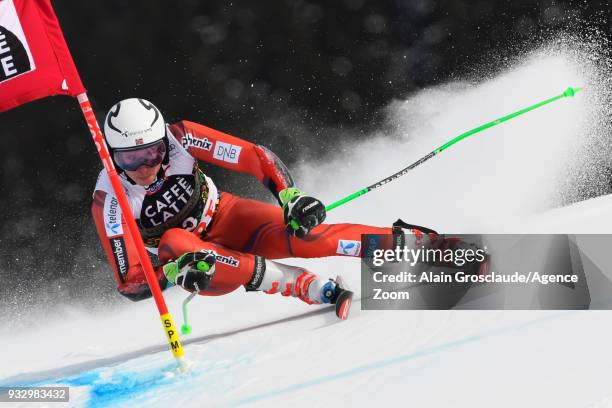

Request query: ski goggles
[{"left": 113, "top": 140, "right": 167, "bottom": 171}]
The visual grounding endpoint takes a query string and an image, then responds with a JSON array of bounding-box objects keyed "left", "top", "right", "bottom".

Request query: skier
[{"left": 91, "top": 98, "right": 470, "bottom": 319}]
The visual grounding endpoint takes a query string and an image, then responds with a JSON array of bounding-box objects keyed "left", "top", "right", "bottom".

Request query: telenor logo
[{"left": 104, "top": 195, "right": 123, "bottom": 237}]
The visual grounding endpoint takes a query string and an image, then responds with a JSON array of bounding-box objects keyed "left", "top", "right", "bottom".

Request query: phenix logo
[
  {"left": 215, "top": 254, "right": 239, "bottom": 267},
  {"left": 182, "top": 133, "right": 212, "bottom": 151}
]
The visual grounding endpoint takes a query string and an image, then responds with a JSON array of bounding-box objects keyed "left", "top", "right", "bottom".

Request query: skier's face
[
  {"left": 113, "top": 139, "right": 166, "bottom": 186},
  {"left": 113, "top": 140, "right": 166, "bottom": 171},
  {"left": 125, "top": 163, "right": 162, "bottom": 186}
]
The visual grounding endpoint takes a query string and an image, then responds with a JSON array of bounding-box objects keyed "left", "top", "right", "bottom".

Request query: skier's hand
[
  {"left": 163, "top": 250, "right": 216, "bottom": 291},
  {"left": 280, "top": 187, "right": 326, "bottom": 238}
]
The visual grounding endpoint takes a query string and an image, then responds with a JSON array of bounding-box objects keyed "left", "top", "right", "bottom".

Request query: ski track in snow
[
  {"left": 3, "top": 43, "right": 612, "bottom": 407},
  {"left": 4, "top": 307, "right": 612, "bottom": 407}
]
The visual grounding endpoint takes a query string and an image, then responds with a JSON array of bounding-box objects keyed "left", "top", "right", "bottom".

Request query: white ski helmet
[
  {"left": 103, "top": 98, "right": 166, "bottom": 149},
  {"left": 103, "top": 98, "right": 170, "bottom": 171}
]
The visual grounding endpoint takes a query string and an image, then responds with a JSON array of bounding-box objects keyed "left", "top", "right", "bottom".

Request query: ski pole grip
[
  {"left": 196, "top": 260, "right": 210, "bottom": 272},
  {"left": 289, "top": 219, "right": 300, "bottom": 231}
]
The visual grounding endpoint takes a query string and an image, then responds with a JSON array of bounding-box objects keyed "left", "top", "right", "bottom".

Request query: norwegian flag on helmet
[{"left": 0, "top": 0, "right": 84, "bottom": 112}]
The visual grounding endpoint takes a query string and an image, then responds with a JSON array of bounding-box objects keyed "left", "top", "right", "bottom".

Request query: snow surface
[{"left": 2, "top": 46, "right": 612, "bottom": 407}]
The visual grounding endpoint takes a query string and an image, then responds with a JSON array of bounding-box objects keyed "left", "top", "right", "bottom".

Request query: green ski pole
[
  {"left": 180, "top": 260, "right": 211, "bottom": 335},
  {"left": 325, "top": 86, "right": 582, "bottom": 212}
]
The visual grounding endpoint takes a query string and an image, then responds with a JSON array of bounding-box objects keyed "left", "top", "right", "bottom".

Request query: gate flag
[
  {"left": 0, "top": 0, "right": 186, "bottom": 363},
  {"left": 0, "top": 0, "right": 84, "bottom": 112}
]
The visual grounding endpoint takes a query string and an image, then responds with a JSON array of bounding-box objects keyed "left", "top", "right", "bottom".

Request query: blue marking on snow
[
  {"left": 4, "top": 307, "right": 597, "bottom": 407},
  {"left": 86, "top": 365, "right": 178, "bottom": 407},
  {"left": 9, "top": 348, "right": 257, "bottom": 408},
  {"left": 24, "top": 361, "right": 179, "bottom": 408},
  {"left": 225, "top": 310, "right": 576, "bottom": 407}
]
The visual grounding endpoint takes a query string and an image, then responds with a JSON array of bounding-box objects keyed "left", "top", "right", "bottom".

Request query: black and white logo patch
[
  {"left": 245, "top": 256, "right": 265, "bottom": 291},
  {"left": 140, "top": 174, "right": 196, "bottom": 228},
  {"left": 0, "top": 1, "right": 35, "bottom": 83},
  {"left": 110, "top": 237, "right": 129, "bottom": 283}
]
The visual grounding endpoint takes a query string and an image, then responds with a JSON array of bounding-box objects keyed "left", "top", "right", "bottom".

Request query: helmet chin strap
[
  {"left": 156, "top": 165, "right": 167, "bottom": 181},
  {"left": 161, "top": 134, "right": 171, "bottom": 166}
]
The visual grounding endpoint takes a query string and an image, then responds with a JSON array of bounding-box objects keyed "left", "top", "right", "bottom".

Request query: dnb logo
[
  {"left": 213, "top": 141, "right": 242, "bottom": 164},
  {"left": 0, "top": 1, "right": 36, "bottom": 83}
]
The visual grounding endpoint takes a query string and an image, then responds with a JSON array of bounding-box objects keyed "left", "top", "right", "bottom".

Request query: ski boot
[
  {"left": 393, "top": 218, "right": 489, "bottom": 276},
  {"left": 321, "top": 276, "right": 354, "bottom": 320},
  {"left": 428, "top": 236, "right": 490, "bottom": 276}
]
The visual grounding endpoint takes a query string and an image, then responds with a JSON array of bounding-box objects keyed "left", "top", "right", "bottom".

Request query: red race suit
[{"left": 91, "top": 121, "right": 395, "bottom": 302}]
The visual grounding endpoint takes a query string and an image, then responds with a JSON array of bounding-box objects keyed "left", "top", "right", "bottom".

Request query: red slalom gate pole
[{"left": 77, "top": 93, "right": 185, "bottom": 364}]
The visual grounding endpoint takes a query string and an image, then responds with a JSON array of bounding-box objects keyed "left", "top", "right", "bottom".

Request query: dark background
[{"left": 1, "top": 0, "right": 609, "bottom": 312}]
